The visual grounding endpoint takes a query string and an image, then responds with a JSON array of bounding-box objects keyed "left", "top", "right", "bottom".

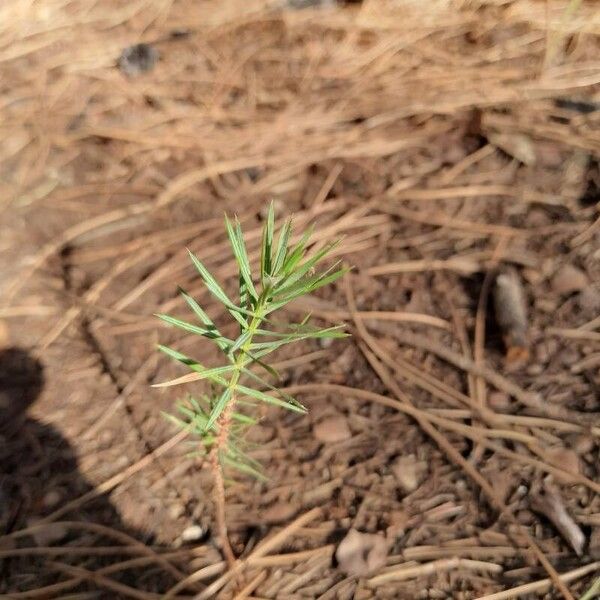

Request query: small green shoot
[{"left": 155, "top": 203, "right": 348, "bottom": 564}]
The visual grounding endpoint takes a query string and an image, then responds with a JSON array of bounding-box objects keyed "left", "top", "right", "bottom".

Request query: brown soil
[{"left": 1, "top": 1, "right": 599, "bottom": 598}]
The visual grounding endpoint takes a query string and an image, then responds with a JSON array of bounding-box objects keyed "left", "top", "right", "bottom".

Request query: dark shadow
[
  {"left": 0, "top": 347, "right": 175, "bottom": 596},
  {"left": 459, "top": 274, "right": 505, "bottom": 357}
]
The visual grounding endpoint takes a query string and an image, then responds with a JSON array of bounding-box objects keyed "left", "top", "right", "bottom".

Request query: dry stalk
[{"left": 210, "top": 397, "right": 237, "bottom": 568}]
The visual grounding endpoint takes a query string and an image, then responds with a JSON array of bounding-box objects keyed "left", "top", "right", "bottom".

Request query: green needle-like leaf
[
  {"left": 205, "top": 387, "right": 233, "bottom": 430},
  {"left": 260, "top": 201, "right": 275, "bottom": 282},
  {"left": 280, "top": 226, "right": 313, "bottom": 277},
  {"left": 157, "top": 204, "right": 347, "bottom": 481},
  {"left": 187, "top": 249, "right": 248, "bottom": 328},
  {"left": 156, "top": 313, "right": 225, "bottom": 341},
  {"left": 272, "top": 217, "right": 292, "bottom": 276},
  {"left": 236, "top": 384, "right": 306, "bottom": 413},
  {"left": 225, "top": 215, "right": 258, "bottom": 303}
]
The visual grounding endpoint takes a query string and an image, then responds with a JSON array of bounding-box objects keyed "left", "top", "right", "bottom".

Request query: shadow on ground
[{"left": 0, "top": 347, "right": 175, "bottom": 595}]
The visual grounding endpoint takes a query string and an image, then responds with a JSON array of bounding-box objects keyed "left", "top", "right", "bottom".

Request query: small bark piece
[
  {"left": 530, "top": 481, "right": 585, "bottom": 556},
  {"left": 336, "top": 529, "right": 388, "bottom": 577},
  {"left": 493, "top": 268, "right": 529, "bottom": 366}
]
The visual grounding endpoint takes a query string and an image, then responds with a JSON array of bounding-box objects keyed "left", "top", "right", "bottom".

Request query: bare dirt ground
[{"left": 1, "top": 1, "right": 599, "bottom": 598}]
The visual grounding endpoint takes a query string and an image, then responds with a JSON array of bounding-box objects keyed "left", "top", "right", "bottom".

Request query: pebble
[
  {"left": 392, "top": 454, "right": 424, "bottom": 493},
  {"left": 181, "top": 524, "right": 204, "bottom": 543},
  {"left": 313, "top": 415, "right": 351, "bottom": 443},
  {"left": 42, "top": 490, "right": 62, "bottom": 509},
  {"left": 335, "top": 529, "right": 388, "bottom": 577},
  {"left": 578, "top": 286, "right": 600, "bottom": 315},
  {"left": 169, "top": 504, "right": 185, "bottom": 520},
  {"left": 29, "top": 521, "right": 68, "bottom": 546},
  {"left": 551, "top": 265, "right": 589, "bottom": 295},
  {"left": 119, "top": 44, "right": 159, "bottom": 77},
  {"left": 535, "top": 297, "right": 557, "bottom": 313}
]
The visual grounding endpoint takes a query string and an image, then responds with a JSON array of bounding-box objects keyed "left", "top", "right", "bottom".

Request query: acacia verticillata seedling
[{"left": 155, "top": 203, "right": 348, "bottom": 565}]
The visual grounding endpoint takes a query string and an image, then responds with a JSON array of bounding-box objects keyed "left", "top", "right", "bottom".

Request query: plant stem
[
  {"left": 210, "top": 396, "right": 237, "bottom": 567},
  {"left": 209, "top": 300, "right": 265, "bottom": 567}
]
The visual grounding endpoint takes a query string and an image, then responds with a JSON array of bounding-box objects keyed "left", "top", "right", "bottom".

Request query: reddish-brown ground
[{"left": 0, "top": 1, "right": 599, "bottom": 598}]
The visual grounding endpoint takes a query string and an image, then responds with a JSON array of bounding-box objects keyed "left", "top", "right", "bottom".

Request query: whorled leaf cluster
[{"left": 155, "top": 204, "right": 348, "bottom": 478}]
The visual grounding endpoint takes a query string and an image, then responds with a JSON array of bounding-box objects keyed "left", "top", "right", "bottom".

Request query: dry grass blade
[
  {"left": 474, "top": 561, "right": 600, "bottom": 600},
  {"left": 2, "top": 0, "right": 599, "bottom": 597},
  {"left": 368, "top": 557, "right": 502, "bottom": 586}
]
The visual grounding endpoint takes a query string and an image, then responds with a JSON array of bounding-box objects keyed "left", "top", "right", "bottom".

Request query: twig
[
  {"left": 210, "top": 398, "right": 237, "bottom": 568},
  {"left": 474, "top": 561, "right": 600, "bottom": 600},
  {"left": 368, "top": 557, "right": 502, "bottom": 586}
]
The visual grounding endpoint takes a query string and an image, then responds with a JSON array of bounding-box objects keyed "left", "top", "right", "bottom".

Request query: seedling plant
[{"left": 155, "top": 204, "right": 347, "bottom": 565}]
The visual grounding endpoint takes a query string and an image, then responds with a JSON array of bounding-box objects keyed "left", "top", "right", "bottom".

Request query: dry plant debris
[{"left": 0, "top": 0, "right": 599, "bottom": 598}]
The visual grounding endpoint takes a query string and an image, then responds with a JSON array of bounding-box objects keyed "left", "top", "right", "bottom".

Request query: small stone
[
  {"left": 589, "top": 527, "right": 600, "bottom": 559},
  {"left": 29, "top": 521, "right": 68, "bottom": 546},
  {"left": 536, "top": 298, "right": 557, "bottom": 313},
  {"left": 169, "top": 504, "right": 185, "bottom": 520},
  {"left": 42, "top": 490, "right": 62, "bottom": 509},
  {"left": 181, "top": 524, "right": 204, "bottom": 543},
  {"left": 578, "top": 286, "right": 600, "bottom": 316},
  {"left": 313, "top": 415, "right": 351, "bottom": 443},
  {"left": 551, "top": 265, "right": 589, "bottom": 295},
  {"left": 392, "top": 454, "right": 424, "bottom": 493},
  {"left": 542, "top": 447, "right": 580, "bottom": 484},
  {"left": 386, "top": 510, "right": 409, "bottom": 538},
  {"left": 335, "top": 529, "right": 388, "bottom": 577},
  {"left": 119, "top": 43, "right": 158, "bottom": 77}
]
